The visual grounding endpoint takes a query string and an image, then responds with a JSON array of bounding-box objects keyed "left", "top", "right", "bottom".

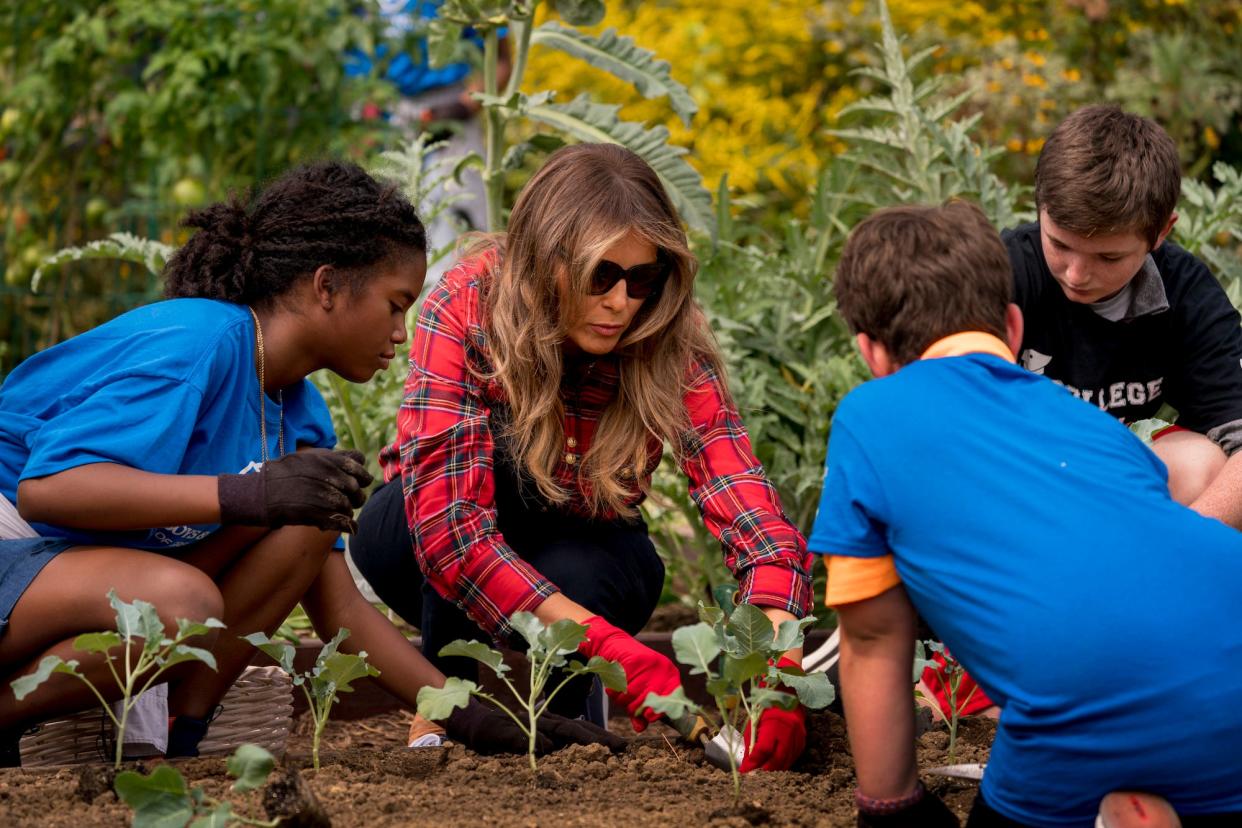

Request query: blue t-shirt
[
  {"left": 0, "top": 299, "right": 336, "bottom": 550},
  {"left": 808, "top": 353, "right": 1242, "bottom": 826}
]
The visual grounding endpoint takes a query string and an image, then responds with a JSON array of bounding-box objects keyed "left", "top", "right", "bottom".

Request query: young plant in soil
[
  {"left": 918, "top": 640, "right": 977, "bottom": 764},
  {"left": 114, "top": 743, "right": 278, "bottom": 827},
  {"left": 644, "top": 601, "right": 836, "bottom": 805},
  {"left": 244, "top": 628, "right": 378, "bottom": 771},
  {"left": 415, "top": 611, "right": 627, "bottom": 772},
  {"left": 10, "top": 589, "right": 224, "bottom": 769}
]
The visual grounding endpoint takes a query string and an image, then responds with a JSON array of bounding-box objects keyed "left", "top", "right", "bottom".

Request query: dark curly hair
[{"left": 163, "top": 160, "right": 426, "bottom": 304}]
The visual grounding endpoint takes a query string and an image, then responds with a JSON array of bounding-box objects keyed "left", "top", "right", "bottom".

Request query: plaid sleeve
[
  {"left": 679, "top": 359, "right": 813, "bottom": 617},
  {"left": 397, "top": 268, "right": 557, "bottom": 639}
]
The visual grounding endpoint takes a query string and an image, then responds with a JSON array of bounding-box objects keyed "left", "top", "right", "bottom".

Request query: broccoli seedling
[
  {"left": 114, "top": 743, "right": 279, "bottom": 827},
  {"left": 415, "top": 611, "right": 627, "bottom": 772},
  {"left": 244, "top": 628, "right": 378, "bottom": 771},
  {"left": 917, "top": 640, "right": 978, "bottom": 764},
  {"left": 10, "top": 589, "right": 225, "bottom": 769},
  {"left": 644, "top": 601, "right": 835, "bottom": 804}
]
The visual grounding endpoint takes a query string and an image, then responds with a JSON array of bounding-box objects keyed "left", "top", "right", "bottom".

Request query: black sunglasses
[{"left": 589, "top": 255, "right": 671, "bottom": 299}]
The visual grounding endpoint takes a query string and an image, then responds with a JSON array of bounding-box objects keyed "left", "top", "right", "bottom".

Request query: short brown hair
[
  {"left": 1035, "top": 105, "right": 1180, "bottom": 248},
  {"left": 835, "top": 201, "right": 1012, "bottom": 366}
]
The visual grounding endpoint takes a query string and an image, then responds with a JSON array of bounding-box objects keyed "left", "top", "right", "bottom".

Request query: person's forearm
[
  {"left": 838, "top": 587, "right": 918, "bottom": 798},
  {"left": 533, "top": 591, "right": 592, "bottom": 624},
  {"left": 1190, "top": 450, "right": 1242, "bottom": 528},
  {"left": 17, "top": 463, "right": 219, "bottom": 530}
]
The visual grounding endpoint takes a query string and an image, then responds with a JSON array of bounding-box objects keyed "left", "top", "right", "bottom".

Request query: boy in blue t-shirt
[{"left": 808, "top": 200, "right": 1242, "bottom": 828}]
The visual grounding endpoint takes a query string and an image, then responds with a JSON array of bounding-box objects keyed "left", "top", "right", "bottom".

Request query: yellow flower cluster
[{"left": 522, "top": 0, "right": 1026, "bottom": 213}]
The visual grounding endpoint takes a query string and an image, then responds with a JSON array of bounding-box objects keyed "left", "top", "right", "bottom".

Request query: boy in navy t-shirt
[
  {"left": 1005, "top": 105, "right": 1242, "bottom": 520},
  {"left": 809, "top": 200, "right": 1242, "bottom": 827}
]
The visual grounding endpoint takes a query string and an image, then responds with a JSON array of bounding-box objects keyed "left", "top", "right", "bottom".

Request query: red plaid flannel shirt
[{"left": 379, "top": 256, "right": 812, "bottom": 638}]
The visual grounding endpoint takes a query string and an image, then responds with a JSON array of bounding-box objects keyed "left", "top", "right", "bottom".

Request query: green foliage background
[{"left": 2, "top": 0, "right": 1241, "bottom": 611}]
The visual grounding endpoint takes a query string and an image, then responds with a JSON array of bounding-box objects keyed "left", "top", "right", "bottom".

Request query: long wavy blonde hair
[{"left": 474, "top": 143, "right": 727, "bottom": 517}]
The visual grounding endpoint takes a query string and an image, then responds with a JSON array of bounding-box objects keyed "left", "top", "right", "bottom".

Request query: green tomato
[
  {"left": 0, "top": 108, "right": 20, "bottom": 134},
  {"left": 171, "top": 177, "right": 207, "bottom": 208},
  {"left": 3, "top": 260, "right": 29, "bottom": 288},
  {"left": 20, "top": 244, "right": 46, "bottom": 269},
  {"left": 84, "top": 196, "right": 109, "bottom": 225}
]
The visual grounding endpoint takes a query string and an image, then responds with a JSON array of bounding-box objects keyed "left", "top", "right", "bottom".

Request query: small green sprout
[
  {"left": 114, "top": 743, "right": 278, "bottom": 827},
  {"left": 918, "top": 640, "right": 978, "bottom": 764},
  {"left": 10, "top": 589, "right": 224, "bottom": 769},
  {"left": 645, "top": 600, "right": 835, "bottom": 804},
  {"left": 244, "top": 628, "right": 378, "bottom": 771},
  {"left": 415, "top": 611, "right": 627, "bottom": 772}
]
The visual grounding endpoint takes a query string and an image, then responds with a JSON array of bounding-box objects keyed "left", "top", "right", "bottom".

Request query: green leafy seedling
[
  {"left": 114, "top": 743, "right": 278, "bottom": 827},
  {"left": 917, "top": 640, "right": 978, "bottom": 764},
  {"left": 10, "top": 589, "right": 225, "bottom": 768},
  {"left": 415, "top": 610, "right": 627, "bottom": 772},
  {"left": 645, "top": 599, "right": 835, "bottom": 804},
  {"left": 244, "top": 628, "right": 379, "bottom": 771}
]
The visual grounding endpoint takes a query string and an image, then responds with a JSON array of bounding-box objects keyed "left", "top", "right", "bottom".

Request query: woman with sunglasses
[{"left": 351, "top": 143, "right": 813, "bottom": 770}]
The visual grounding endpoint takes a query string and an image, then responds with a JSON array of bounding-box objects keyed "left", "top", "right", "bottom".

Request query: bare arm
[
  {"left": 17, "top": 463, "right": 219, "bottom": 530},
  {"left": 837, "top": 585, "right": 918, "bottom": 798},
  {"left": 1190, "top": 450, "right": 1242, "bottom": 528}
]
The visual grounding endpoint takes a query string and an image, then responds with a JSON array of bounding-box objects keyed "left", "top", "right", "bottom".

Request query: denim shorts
[{"left": 0, "top": 537, "right": 74, "bottom": 637}]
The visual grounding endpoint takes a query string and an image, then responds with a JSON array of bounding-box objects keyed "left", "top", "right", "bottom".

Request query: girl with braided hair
[{"left": 0, "top": 160, "right": 620, "bottom": 764}]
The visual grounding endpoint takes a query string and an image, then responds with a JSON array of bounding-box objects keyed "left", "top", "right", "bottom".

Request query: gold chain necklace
[{"left": 248, "top": 307, "right": 285, "bottom": 464}]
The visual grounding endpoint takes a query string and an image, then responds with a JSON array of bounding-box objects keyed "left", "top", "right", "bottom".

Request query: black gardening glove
[
  {"left": 535, "top": 712, "right": 627, "bottom": 754},
  {"left": 442, "top": 700, "right": 628, "bottom": 756},
  {"left": 218, "top": 448, "right": 373, "bottom": 534},
  {"left": 858, "top": 787, "right": 959, "bottom": 828},
  {"left": 443, "top": 698, "right": 546, "bottom": 755}
]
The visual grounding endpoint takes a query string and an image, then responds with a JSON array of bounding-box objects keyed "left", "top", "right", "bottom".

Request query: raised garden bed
[{"left": 0, "top": 709, "right": 995, "bottom": 827}]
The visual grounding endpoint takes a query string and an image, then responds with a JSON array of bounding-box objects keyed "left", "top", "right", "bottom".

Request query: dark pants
[
  {"left": 967, "top": 792, "right": 1242, "bottom": 827},
  {"left": 350, "top": 475, "right": 665, "bottom": 718}
]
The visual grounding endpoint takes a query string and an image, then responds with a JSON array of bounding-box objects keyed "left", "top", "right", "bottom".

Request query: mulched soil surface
[{"left": 0, "top": 710, "right": 995, "bottom": 827}]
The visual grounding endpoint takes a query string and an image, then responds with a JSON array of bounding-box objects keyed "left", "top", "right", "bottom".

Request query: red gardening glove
[
  {"left": 739, "top": 656, "right": 806, "bottom": 772},
  {"left": 918, "top": 650, "right": 994, "bottom": 721},
  {"left": 580, "top": 615, "right": 682, "bottom": 732}
]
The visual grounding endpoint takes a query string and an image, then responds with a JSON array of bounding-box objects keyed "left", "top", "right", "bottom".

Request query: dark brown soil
[{"left": 0, "top": 709, "right": 995, "bottom": 827}]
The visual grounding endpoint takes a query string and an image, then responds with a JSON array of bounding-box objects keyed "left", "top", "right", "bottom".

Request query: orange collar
[{"left": 919, "top": 332, "right": 1015, "bottom": 363}]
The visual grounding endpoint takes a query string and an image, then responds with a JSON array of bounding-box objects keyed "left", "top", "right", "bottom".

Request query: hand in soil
[
  {"left": 444, "top": 699, "right": 627, "bottom": 755},
  {"left": 534, "top": 713, "right": 627, "bottom": 754}
]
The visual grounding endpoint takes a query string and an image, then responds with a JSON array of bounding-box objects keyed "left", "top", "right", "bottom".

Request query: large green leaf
[
  {"left": 524, "top": 95, "right": 714, "bottom": 239},
  {"left": 316, "top": 627, "right": 352, "bottom": 667},
  {"left": 316, "top": 652, "right": 379, "bottom": 694},
  {"left": 188, "top": 804, "right": 233, "bottom": 828},
  {"left": 641, "top": 686, "right": 700, "bottom": 720},
  {"left": 749, "top": 686, "right": 797, "bottom": 712},
  {"left": 775, "top": 669, "right": 835, "bottom": 710},
  {"left": 227, "top": 743, "right": 276, "bottom": 793},
  {"left": 417, "top": 677, "right": 477, "bottom": 721},
  {"left": 670, "top": 623, "right": 721, "bottom": 675},
  {"left": 175, "top": 617, "right": 226, "bottom": 640},
  {"left": 531, "top": 23, "right": 697, "bottom": 126},
  {"left": 725, "top": 603, "right": 774, "bottom": 656},
  {"left": 73, "top": 631, "right": 123, "bottom": 655},
  {"left": 722, "top": 652, "right": 768, "bottom": 686},
  {"left": 160, "top": 644, "right": 217, "bottom": 672},
  {"left": 242, "top": 632, "right": 296, "bottom": 675},
  {"left": 439, "top": 640, "right": 510, "bottom": 675},
  {"left": 10, "top": 655, "right": 80, "bottom": 701},
  {"left": 771, "top": 616, "right": 816, "bottom": 653},
  {"left": 538, "top": 618, "right": 589, "bottom": 658},
  {"left": 32, "top": 232, "right": 175, "bottom": 292},
  {"left": 114, "top": 766, "right": 193, "bottom": 828},
  {"left": 568, "top": 655, "right": 627, "bottom": 692},
  {"left": 508, "top": 611, "right": 546, "bottom": 653}
]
